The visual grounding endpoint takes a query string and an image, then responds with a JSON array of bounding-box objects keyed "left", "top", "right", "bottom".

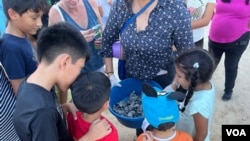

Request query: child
[
  {"left": 173, "top": 48, "right": 216, "bottom": 141},
  {"left": 67, "top": 72, "right": 119, "bottom": 141},
  {"left": 0, "top": 0, "right": 48, "bottom": 140},
  {"left": 13, "top": 22, "right": 112, "bottom": 141},
  {"left": 136, "top": 83, "right": 193, "bottom": 141}
]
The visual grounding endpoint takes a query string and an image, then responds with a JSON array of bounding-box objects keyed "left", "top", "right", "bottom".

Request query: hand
[
  {"left": 80, "top": 29, "right": 96, "bottom": 42},
  {"left": 94, "top": 37, "right": 102, "bottom": 49},
  {"left": 84, "top": 119, "right": 112, "bottom": 140},
  {"left": 61, "top": 102, "right": 79, "bottom": 120},
  {"left": 142, "top": 132, "right": 153, "bottom": 141},
  {"left": 109, "top": 74, "right": 122, "bottom": 87}
]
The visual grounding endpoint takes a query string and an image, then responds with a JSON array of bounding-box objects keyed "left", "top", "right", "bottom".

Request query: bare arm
[
  {"left": 48, "top": 4, "right": 63, "bottom": 26},
  {"left": 104, "top": 58, "right": 114, "bottom": 77},
  {"left": 193, "top": 113, "right": 208, "bottom": 141},
  {"left": 192, "top": 3, "right": 215, "bottom": 29},
  {"left": 10, "top": 78, "right": 24, "bottom": 95}
]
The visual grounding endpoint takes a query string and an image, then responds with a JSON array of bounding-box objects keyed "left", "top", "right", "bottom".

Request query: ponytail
[{"left": 180, "top": 63, "right": 200, "bottom": 112}]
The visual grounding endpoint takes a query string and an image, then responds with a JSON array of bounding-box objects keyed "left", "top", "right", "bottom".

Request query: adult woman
[
  {"left": 48, "top": 0, "right": 104, "bottom": 104},
  {"left": 208, "top": 0, "right": 250, "bottom": 101},
  {"left": 186, "top": 0, "right": 215, "bottom": 48},
  {"left": 49, "top": 0, "right": 104, "bottom": 73},
  {"left": 101, "top": 0, "right": 194, "bottom": 88},
  {"left": 101, "top": 0, "right": 194, "bottom": 135}
]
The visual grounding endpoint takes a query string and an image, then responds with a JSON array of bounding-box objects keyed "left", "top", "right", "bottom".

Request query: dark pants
[
  {"left": 195, "top": 38, "right": 204, "bottom": 48},
  {"left": 208, "top": 32, "right": 250, "bottom": 93}
]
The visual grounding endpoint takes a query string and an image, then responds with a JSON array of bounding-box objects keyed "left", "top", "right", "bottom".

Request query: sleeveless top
[
  {"left": 0, "top": 62, "right": 20, "bottom": 141},
  {"left": 54, "top": 0, "right": 104, "bottom": 72}
]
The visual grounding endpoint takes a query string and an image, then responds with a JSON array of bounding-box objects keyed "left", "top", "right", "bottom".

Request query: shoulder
[
  {"left": 175, "top": 130, "right": 193, "bottom": 141},
  {"left": 48, "top": 3, "right": 63, "bottom": 25}
]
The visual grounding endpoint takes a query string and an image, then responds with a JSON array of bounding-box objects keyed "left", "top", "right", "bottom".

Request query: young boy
[
  {"left": 67, "top": 72, "right": 119, "bottom": 141},
  {"left": 13, "top": 22, "right": 112, "bottom": 141},
  {"left": 0, "top": 0, "right": 48, "bottom": 140},
  {"left": 137, "top": 83, "right": 193, "bottom": 141},
  {"left": 0, "top": 0, "right": 48, "bottom": 94}
]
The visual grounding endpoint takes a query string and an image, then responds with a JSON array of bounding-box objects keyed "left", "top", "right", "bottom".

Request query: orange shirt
[{"left": 137, "top": 130, "right": 193, "bottom": 141}]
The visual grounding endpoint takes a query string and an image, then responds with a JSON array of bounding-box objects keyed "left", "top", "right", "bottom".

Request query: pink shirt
[{"left": 209, "top": 0, "right": 250, "bottom": 43}]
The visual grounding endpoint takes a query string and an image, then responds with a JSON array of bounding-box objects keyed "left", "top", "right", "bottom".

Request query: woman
[
  {"left": 208, "top": 0, "right": 250, "bottom": 101},
  {"left": 101, "top": 0, "right": 194, "bottom": 89},
  {"left": 48, "top": 0, "right": 104, "bottom": 104},
  {"left": 186, "top": 0, "right": 215, "bottom": 48},
  {"left": 101, "top": 0, "right": 194, "bottom": 135}
]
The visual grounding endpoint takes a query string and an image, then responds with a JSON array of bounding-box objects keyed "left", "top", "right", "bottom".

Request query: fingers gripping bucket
[{"left": 109, "top": 78, "right": 162, "bottom": 128}]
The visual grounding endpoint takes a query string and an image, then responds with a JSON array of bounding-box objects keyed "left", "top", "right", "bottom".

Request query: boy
[
  {"left": 0, "top": 0, "right": 48, "bottom": 94},
  {"left": 67, "top": 72, "right": 119, "bottom": 141},
  {"left": 137, "top": 83, "right": 193, "bottom": 141},
  {"left": 13, "top": 22, "right": 112, "bottom": 141},
  {"left": 0, "top": 0, "right": 48, "bottom": 140}
]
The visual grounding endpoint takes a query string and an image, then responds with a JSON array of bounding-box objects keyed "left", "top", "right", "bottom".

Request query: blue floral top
[{"left": 101, "top": 0, "right": 194, "bottom": 80}]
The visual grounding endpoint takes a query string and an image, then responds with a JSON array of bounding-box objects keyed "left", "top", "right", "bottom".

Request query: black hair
[
  {"left": 221, "top": 0, "right": 249, "bottom": 5},
  {"left": 2, "top": 0, "right": 49, "bottom": 20},
  {"left": 70, "top": 72, "right": 111, "bottom": 114},
  {"left": 37, "top": 22, "right": 90, "bottom": 64},
  {"left": 146, "top": 122, "right": 175, "bottom": 132},
  {"left": 175, "top": 48, "right": 215, "bottom": 112}
]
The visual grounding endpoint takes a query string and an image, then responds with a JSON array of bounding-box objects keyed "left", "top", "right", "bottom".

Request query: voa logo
[{"left": 226, "top": 129, "right": 247, "bottom": 136}]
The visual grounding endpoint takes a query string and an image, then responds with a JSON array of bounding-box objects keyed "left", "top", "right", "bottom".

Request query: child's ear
[
  {"left": 142, "top": 83, "right": 157, "bottom": 97},
  {"left": 58, "top": 54, "right": 71, "bottom": 70},
  {"left": 8, "top": 8, "right": 19, "bottom": 20},
  {"left": 167, "top": 91, "right": 186, "bottom": 101}
]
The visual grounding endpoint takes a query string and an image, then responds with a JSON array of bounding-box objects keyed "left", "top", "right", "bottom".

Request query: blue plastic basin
[{"left": 109, "top": 78, "right": 161, "bottom": 128}]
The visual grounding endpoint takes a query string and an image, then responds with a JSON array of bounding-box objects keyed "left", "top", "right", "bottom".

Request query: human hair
[
  {"left": 175, "top": 48, "right": 215, "bottom": 112},
  {"left": 221, "top": 0, "right": 249, "bottom": 5},
  {"left": 2, "top": 0, "right": 49, "bottom": 20},
  {"left": 146, "top": 122, "right": 175, "bottom": 132},
  {"left": 37, "top": 22, "right": 90, "bottom": 64},
  {"left": 70, "top": 72, "right": 111, "bottom": 114}
]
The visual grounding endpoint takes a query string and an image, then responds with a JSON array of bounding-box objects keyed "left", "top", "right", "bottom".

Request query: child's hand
[
  {"left": 85, "top": 119, "right": 112, "bottom": 140},
  {"left": 61, "top": 102, "right": 79, "bottom": 120},
  {"left": 142, "top": 132, "right": 153, "bottom": 141}
]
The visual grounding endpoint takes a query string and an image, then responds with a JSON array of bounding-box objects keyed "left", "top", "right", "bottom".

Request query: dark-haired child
[
  {"left": 0, "top": 0, "right": 48, "bottom": 140},
  {"left": 13, "top": 22, "right": 111, "bottom": 141},
  {"left": 137, "top": 84, "right": 192, "bottom": 141},
  {"left": 67, "top": 72, "right": 119, "bottom": 141},
  {"left": 173, "top": 48, "right": 216, "bottom": 141}
]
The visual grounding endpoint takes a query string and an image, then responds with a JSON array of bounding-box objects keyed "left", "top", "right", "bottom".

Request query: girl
[{"left": 172, "top": 48, "right": 216, "bottom": 141}]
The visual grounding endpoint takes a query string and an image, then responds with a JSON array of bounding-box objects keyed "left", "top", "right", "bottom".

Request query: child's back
[{"left": 67, "top": 72, "right": 119, "bottom": 141}]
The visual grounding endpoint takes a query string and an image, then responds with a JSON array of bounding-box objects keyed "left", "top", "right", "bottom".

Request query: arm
[
  {"left": 10, "top": 79, "right": 24, "bottom": 95},
  {"left": 173, "top": 1, "right": 195, "bottom": 55},
  {"left": 48, "top": 4, "right": 63, "bottom": 26},
  {"left": 193, "top": 113, "right": 208, "bottom": 141},
  {"left": 191, "top": 3, "right": 215, "bottom": 29},
  {"left": 100, "top": 0, "right": 120, "bottom": 73}
]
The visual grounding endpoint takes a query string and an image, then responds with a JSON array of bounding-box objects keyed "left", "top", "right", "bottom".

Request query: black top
[{"left": 13, "top": 80, "right": 73, "bottom": 141}]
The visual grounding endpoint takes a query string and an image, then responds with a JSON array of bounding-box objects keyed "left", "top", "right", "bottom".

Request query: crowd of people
[{"left": 0, "top": 0, "right": 249, "bottom": 141}]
